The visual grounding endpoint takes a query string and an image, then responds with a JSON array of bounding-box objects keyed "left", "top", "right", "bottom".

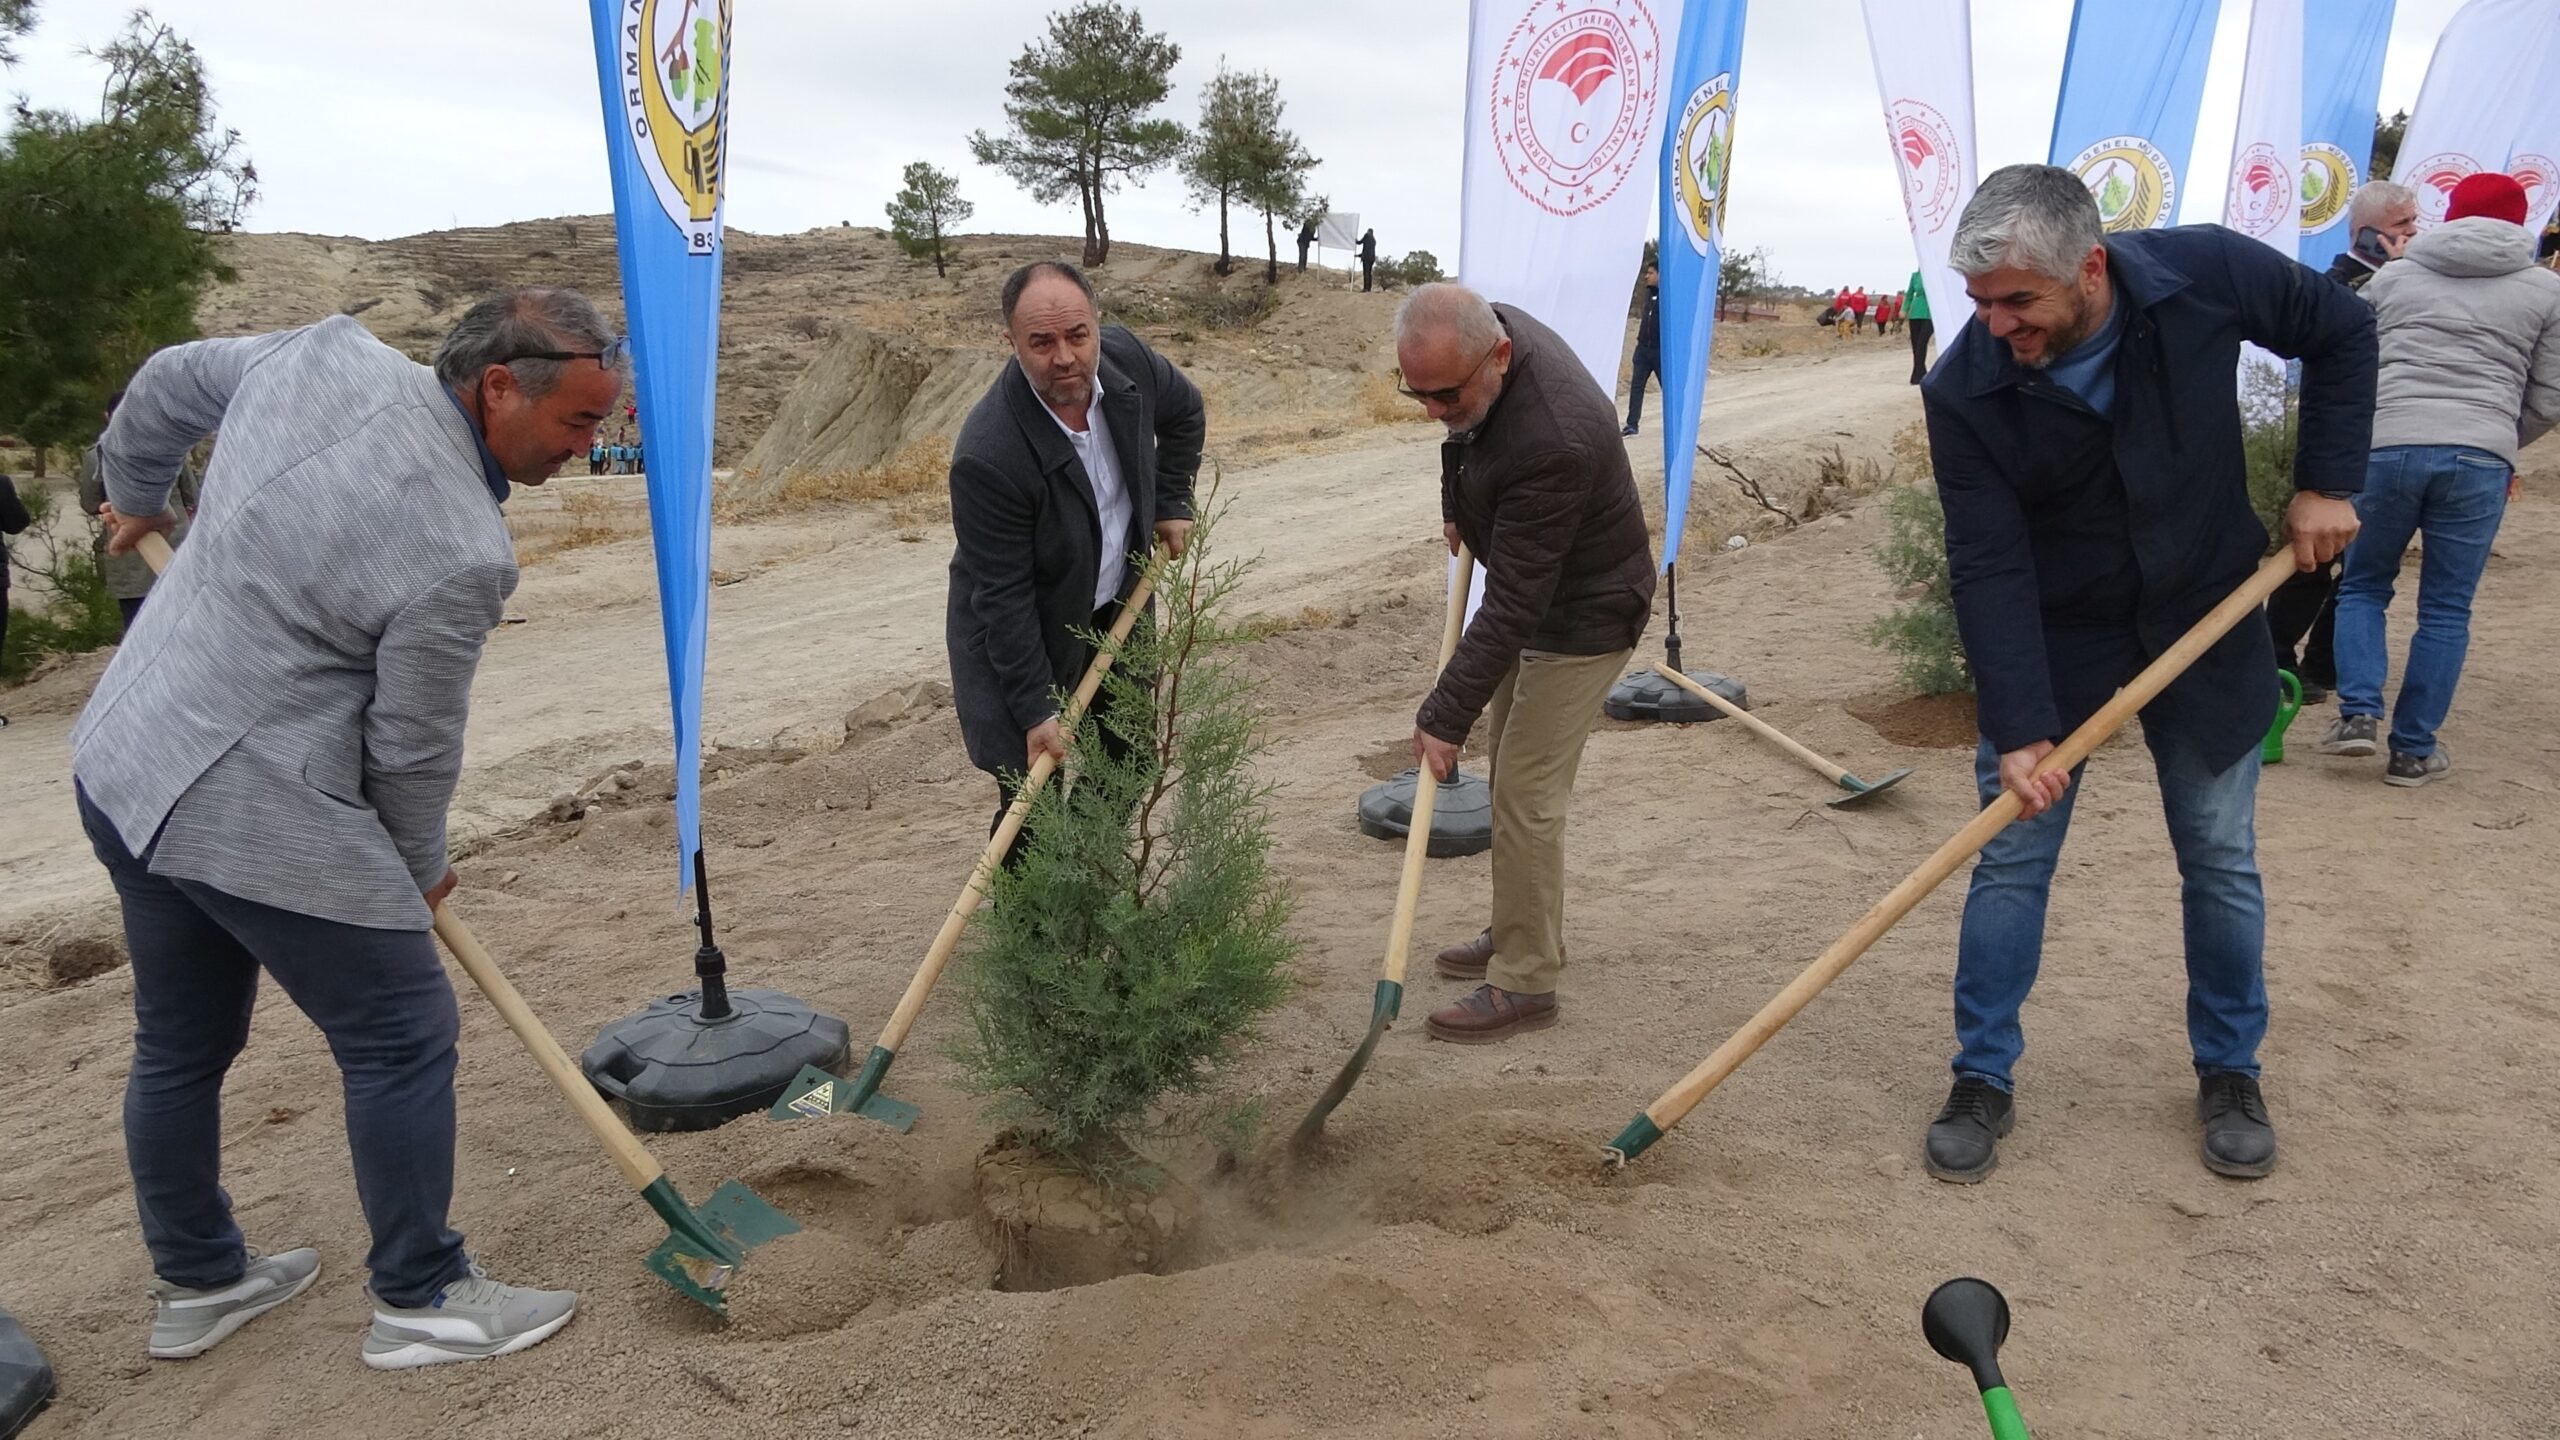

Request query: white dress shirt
[{"left": 1049, "top": 389, "right": 1132, "bottom": 611}]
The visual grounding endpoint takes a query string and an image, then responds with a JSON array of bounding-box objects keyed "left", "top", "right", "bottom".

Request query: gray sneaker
[
  {"left": 2385, "top": 747, "right": 2451, "bottom": 788},
  {"left": 2318, "top": 714, "right": 2379, "bottom": 757},
  {"left": 361, "top": 1263, "right": 577, "bottom": 1370},
  {"left": 149, "top": 1246, "right": 321, "bottom": 1359}
]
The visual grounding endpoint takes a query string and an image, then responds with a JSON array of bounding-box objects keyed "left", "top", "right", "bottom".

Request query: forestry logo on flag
[
  {"left": 1487, "top": 0, "right": 1665, "bottom": 216},
  {"left": 2510, "top": 153, "right": 2558, "bottom": 225},
  {"left": 614, "top": 0, "right": 729, "bottom": 254},
  {"left": 1888, "top": 98, "right": 1964, "bottom": 234},
  {"left": 2070, "top": 135, "right": 2174, "bottom": 232},
  {"left": 2299, "top": 142, "right": 2356, "bottom": 235},
  {"left": 1670, "top": 71, "right": 1735, "bottom": 253},
  {"left": 2226, "top": 142, "right": 2294, "bottom": 239}
]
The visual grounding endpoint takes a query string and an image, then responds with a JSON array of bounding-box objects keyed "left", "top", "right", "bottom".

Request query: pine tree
[
  {"left": 886, "top": 160, "right": 972, "bottom": 278},
  {"left": 952, "top": 502, "right": 1297, "bottom": 1175},
  {"left": 968, "top": 2, "right": 1185, "bottom": 267}
]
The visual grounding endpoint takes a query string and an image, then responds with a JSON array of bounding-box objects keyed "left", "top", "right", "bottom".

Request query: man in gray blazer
[
  {"left": 75, "top": 289, "right": 622, "bottom": 1369},
  {"left": 945, "top": 260, "right": 1203, "bottom": 854}
]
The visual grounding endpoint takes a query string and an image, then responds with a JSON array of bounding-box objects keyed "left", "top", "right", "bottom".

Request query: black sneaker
[
  {"left": 2197, "top": 1072, "right": 2277, "bottom": 1178},
  {"left": 2318, "top": 714, "right": 2378, "bottom": 756},
  {"left": 2384, "top": 747, "right": 2451, "bottom": 788},
  {"left": 1620, "top": 423, "right": 1640, "bottom": 437},
  {"left": 1924, "top": 1078, "right": 2015, "bottom": 1183}
]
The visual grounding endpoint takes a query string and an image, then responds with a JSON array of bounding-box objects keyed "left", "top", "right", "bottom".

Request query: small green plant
[
  {"left": 1863, "top": 481, "right": 1973, "bottom": 695},
  {"left": 2240, "top": 361, "right": 2299, "bottom": 552},
  {"left": 3, "top": 483, "right": 122, "bottom": 681},
  {"left": 952, "top": 497, "right": 1297, "bottom": 1176}
]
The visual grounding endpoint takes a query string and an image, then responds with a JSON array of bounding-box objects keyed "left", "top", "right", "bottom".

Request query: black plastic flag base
[
  {"left": 1604, "top": 668, "right": 1749, "bottom": 724},
  {"left": 1357, "top": 768, "right": 1493, "bottom": 857},
  {"left": 581, "top": 988, "right": 851, "bottom": 1133}
]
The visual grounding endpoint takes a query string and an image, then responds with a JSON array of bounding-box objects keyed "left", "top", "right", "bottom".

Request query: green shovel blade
[
  {"left": 639, "top": 1176, "right": 798, "bottom": 1312},
  {"left": 1294, "top": 978, "right": 1402, "bottom": 1146},
  {"left": 766, "top": 1048, "right": 920, "bottom": 1129}
]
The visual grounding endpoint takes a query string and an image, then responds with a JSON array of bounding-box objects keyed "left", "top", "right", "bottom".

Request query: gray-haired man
[
  {"left": 2327, "top": 179, "right": 2420, "bottom": 293},
  {"left": 75, "top": 290, "right": 621, "bottom": 1368}
]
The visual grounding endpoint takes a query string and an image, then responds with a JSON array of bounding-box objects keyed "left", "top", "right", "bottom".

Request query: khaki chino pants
[{"left": 1482, "top": 647, "right": 1632, "bottom": 996}]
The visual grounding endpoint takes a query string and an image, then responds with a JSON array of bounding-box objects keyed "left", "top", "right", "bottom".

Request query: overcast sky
[{"left": 6, "top": 0, "right": 2474, "bottom": 290}]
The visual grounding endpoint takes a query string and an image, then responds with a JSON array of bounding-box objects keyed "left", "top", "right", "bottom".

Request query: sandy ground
[{"left": 4, "top": 337, "right": 2556, "bottom": 1438}]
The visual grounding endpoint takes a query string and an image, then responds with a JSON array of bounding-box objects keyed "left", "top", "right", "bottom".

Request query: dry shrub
[
  {"left": 1236, "top": 604, "right": 1337, "bottom": 640},
  {"left": 1359, "top": 373, "right": 1428, "bottom": 425},
  {"left": 717, "top": 435, "right": 955, "bottom": 534},
  {"left": 513, "top": 486, "right": 643, "bottom": 566},
  {"left": 1737, "top": 337, "right": 1783, "bottom": 358}
]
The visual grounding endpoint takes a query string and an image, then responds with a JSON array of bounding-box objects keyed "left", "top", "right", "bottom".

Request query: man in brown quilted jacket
[{"left": 1394, "top": 283, "right": 1656, "bottom": 1042}]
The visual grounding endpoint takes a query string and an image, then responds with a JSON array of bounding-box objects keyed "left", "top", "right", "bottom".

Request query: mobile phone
[{"left": 2351, "top": 226, "right": 2390, "bottom": 264}]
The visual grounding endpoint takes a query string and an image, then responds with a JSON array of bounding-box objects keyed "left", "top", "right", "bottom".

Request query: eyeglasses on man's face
[
  {"left": 1394, "top": 343, "right": 1501, "bottom": 406},
  {"left": 501, "top": 336, "right": 632, "bottom": 369}
]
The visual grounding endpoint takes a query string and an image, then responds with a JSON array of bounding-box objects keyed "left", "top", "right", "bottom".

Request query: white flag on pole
[
  {"left": 1316, "top": 211, "right": 1363, "bottom": 253},
  {"left": 2223, "top": 0, "right": 2306, "bottom": 410},
  {"left": 1459, "top": 0, "right": 1684, "bottom": 391},
  {"left": 2394, "top": 0, "right": 2560, "bottom": 225},
  {"left": 1862, "top": 0, "right": 1978, "bottom": 351},
  {"left": 2503, "top": 39, "right": 2560, "bottom": 231}
]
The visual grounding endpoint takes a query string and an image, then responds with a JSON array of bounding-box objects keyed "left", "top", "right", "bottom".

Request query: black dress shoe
[
  {"left": 1925, "top": 1078, "right": 2014, "bottom": 1183},
  {"left": 2197, "top": 1071, "right": 2277, "bottom": 1178}
]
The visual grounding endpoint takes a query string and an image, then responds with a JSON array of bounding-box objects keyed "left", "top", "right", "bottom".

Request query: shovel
[
  {"left": 1603, "top": 550, "right": 2300, "bottom": 1167},
  {"left": 1654, "top": 666, "right": 1912, "bottom": 807},
  {"left": 771, "top": 549, "right": 1167, "bottom": 1126},
  {"left": 1295, "top": 544, "right": 1475, "bottom": 1146},
  {"left": 1924, "top": 1278, "right": 2033, "bottom": 1439},
  {"left": 128, "top": 530, "right": 789, "bottom": 1310}
]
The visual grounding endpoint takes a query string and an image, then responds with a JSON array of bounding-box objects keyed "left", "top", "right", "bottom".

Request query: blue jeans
[
  {"left": 80, "top": 787, "right": 471, "bottom": 1307},
  {"left": 1951, "top": 731, "right": 2267, "bottom": 1091},
  {"left": 2332, "top": 444, "right": 2512, "bottom": 758}
]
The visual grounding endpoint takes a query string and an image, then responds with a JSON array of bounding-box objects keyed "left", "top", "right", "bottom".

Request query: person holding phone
[{"left": 2328, "top": 180, "right": 2420, "bottom": 293}]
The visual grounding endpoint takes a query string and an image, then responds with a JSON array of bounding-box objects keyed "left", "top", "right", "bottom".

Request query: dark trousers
[
  {"left": 1361, "top": 259, "right": 1375, "bottom": 292},
  {"left": 2263, "top": 559, "right": 2340, "bottom": 686},
  {"left": 79, "top": 786, "right": 471, "bottom": 1308},
  {"left": 1623, "top": 354, "right": 1658, "bottom": 429},
  {"left": 1908, "top": 317, "right": 1937, "bottom": 384},
  {"left": 116, "top": 595, "right": 144, "bottom": 635},
  {"left": 989, "top": 603, "right": 1149, "bottom": 868}
]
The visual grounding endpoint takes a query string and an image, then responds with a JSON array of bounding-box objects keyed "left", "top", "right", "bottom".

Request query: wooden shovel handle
[
  {"left": 873, "top": 549, "right": 1168, "bottom": 1052},
  {"left": 1638, "top": 550, "right": 2300, "bottom": 1134},
  {"left": 432, "top": 906, "right": 664, "bottom": 1192},
  {"left": 135, "top": 531, "right": 176, "bottom": 573},
  {"left": 1380, "top": 544, "right": 1476, "bottom": 987},
  {"left": 1655, "top": 667, "right": 1852, "bottom": 785}
]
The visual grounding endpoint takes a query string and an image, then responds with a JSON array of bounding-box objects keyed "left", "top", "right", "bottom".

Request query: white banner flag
[
  {"left": 2504, "top": 40, "right": 2560, "bottom": 231},
  {"left": 1316, "top": 211, "right": 1363, "bottom": 253},
  {"left": 2223, "top": 0, "right": 2306, "bottom": 410},
  {"left": 1863, "top": 0, "right": 1977, "bottom": 349},
  {"left": 1459, "top": 0, "right": 1684, "bottom": 392},
  {"left": 2394, "top": 0, "right": 2560, "bottom": 225}
]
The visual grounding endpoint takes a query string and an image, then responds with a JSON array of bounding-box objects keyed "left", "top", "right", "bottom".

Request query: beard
[{"left": 2018, "top": 289, "right": 2102, "bottom": 370}]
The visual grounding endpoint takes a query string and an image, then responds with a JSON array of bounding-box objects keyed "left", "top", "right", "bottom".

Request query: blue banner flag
[
  {"left": 2046, "top": 0, "right": 2223, "bottom": 231},
  {"left": 1655, "top": 0, "right": 1748, "bottom": 570},
  {"left": 2299, "top": 0, "right": 2398, "bottom": 274},
  {"left": 587, "top": 0, "right": 729, "bottom": 889}
]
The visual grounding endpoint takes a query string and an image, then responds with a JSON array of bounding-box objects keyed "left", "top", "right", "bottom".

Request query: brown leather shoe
[
  {"left": 1424, "top": 984, "right": 1558, "bottom": 1044},
  {"left": 1434, "top": 928, "right": 1495, "bottom": 981}
]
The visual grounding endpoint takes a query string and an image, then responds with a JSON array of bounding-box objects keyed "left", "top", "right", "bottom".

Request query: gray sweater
[{"left": 2363, "top": 217, "right": 2560, "bottom": 464}]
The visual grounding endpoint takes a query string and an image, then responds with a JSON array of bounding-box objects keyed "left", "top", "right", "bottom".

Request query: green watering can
[
  {"left": 1925, "top": 1278, "right": 2032, "bottom": 1440},
  {"left": 2262, "top": 670, "right": 2305, "bottom": 765}
]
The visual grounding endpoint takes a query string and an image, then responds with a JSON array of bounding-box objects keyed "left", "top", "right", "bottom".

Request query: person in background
[
  {"left": 1622, "top": 262, "right": 1661, "bottom": 437},
  {"left": 1835, "top": 286, "right": 1855, "bottom": 340},
  {"left": 0, "top": 471, "right": 29, "bottom": 727},
  {"left": 2320, "top": 171, "right": 2560, "bottom": 786},
  {"left": 78, "top": 392, "right": 199, "bottom": 635},
  {"left": 1358, "top": 228, "right": 1380, "bottom": 293},
  {"left": 1905, "top": 269, "right": 1935, "bottom": 384},
  {"left": 1848, "top": 285, "right": 1870, "bottom": 333},
  {"left": 2328, "top": 180, "right": 2420, "bottom": 293},
  {"left": 1296, "top": 214, "right": 1318, "bottom": 273}
]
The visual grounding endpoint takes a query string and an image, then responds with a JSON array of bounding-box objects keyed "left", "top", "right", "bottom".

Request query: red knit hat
[{"left": 2446, "top": 172, "right": 2529, "bottom": 225}]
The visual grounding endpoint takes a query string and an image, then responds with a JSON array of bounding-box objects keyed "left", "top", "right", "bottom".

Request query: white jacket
[{"left": 2363, "top": 217, "right": 2560, "bottom": 464}]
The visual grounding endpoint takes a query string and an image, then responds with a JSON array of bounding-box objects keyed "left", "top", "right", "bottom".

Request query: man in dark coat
[
  {"left": 1918, "top": 164, "right": 2372, "bottom": 1185},
  {"left": 1358, "top": 228, "right": 1379, "bottom": 292},
  {"left": 1621, "top": 262, "right": 1661, "bottom": 436},
  {"left": 1296, "top": 215, "right": 1318, "bottom": 273},
  {"left": 1396, "top": 284, "right": 1656, "bottom": 1043},
  {"left": 945, "top": 260, "right": 1203, "bottom": 850}
]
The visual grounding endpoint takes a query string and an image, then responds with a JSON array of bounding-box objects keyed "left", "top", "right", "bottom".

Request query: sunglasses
[
  {"left": 502, "top": 336, "right": 632, "bottom": 368},
  {"left": 1393, "top": 342, "right": 1501, "bottom": 405}
]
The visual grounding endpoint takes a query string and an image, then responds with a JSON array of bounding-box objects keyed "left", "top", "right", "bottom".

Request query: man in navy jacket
[{"left": 1918, "top": 165, "right": 2373, "bottom": 1185}]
